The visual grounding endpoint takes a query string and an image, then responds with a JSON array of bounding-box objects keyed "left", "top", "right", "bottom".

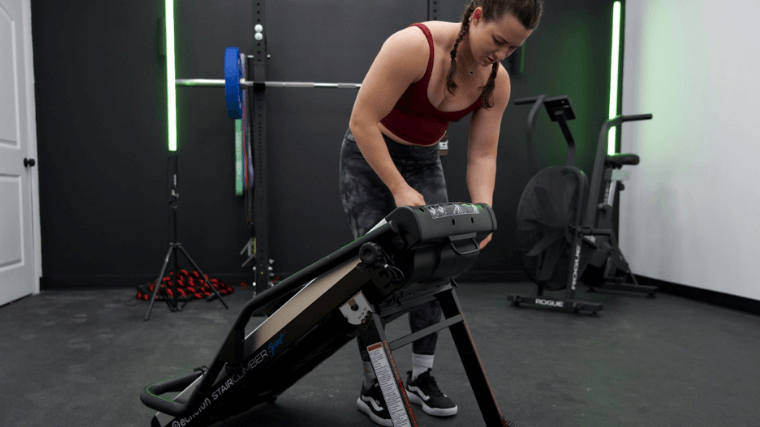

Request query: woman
[{"left": 339, "top": 1, "right": 542, "bottom": 424}]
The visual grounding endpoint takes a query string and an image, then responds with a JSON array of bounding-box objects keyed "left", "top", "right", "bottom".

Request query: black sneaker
[
  {"left": 356, "top": 381, "right": 392, "bottom": 426},
  {"left": 405, "top": 369, "right": 458, "bottom": 417}
]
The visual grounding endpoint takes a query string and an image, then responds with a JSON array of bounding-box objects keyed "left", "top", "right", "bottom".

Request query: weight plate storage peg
[{"left": 224, "top": 47, "right": 244, "bottom": 119}]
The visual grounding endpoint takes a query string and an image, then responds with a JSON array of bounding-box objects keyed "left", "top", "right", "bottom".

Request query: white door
[{"left": 0, "top": 0, "right": 40, "bottom": 305}]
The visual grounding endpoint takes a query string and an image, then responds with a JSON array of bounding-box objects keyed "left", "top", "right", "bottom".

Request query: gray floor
[{"left": 1, "top": 282, "right": 759, "bottom": 427}]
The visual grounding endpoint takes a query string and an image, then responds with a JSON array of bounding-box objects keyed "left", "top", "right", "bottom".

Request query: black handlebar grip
[
  {"left": 621, "top": 114, "right": 653, "bottom": 122},
  {"left": 140, "top": 371, "right": 205, "bottom": 416},
  {"left": 514, "top": 96, "right": 539, "bottom": 105}
]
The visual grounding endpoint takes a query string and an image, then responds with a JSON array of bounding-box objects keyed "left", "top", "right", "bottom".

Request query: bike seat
[{"left": 605, "top": 153, "right": 639, "bottom": 168}]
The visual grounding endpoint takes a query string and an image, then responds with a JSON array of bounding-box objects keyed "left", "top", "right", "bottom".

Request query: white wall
[{"left": 621, "top": 0, "right": 760, "bottom": 300}]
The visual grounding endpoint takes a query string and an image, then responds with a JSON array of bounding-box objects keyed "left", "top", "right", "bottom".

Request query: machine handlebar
[
  {"left": 140, "top": 371, "right": 206, "bottom": 416},
  {"left": 513, "top": 96, "right": 540, "bottom": 106},
  {"left": 601, "top": 113, "right": 654, "bottom": 131},
  {"left": 620, "top": 114, "right": 653, "bottom": 122}
]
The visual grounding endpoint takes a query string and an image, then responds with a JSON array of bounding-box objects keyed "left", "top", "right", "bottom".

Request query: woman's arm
[
  {"left": 467, "top": 64, "right": 511, "bottom": 248},
  {"left": 349, "top": 27, "right": 430, "bottom": 207}
]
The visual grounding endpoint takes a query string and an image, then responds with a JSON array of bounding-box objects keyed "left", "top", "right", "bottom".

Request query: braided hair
[{"left": 446, "top": 0, "right": 543, "bottom": 108}]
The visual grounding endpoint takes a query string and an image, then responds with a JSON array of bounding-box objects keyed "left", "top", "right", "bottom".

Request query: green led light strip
[
  {"left": 607, "top": 1, "right": 622, "bottom": 155},
  {"left": 166, "top": 0, "right": 177, "bottom": 151}
]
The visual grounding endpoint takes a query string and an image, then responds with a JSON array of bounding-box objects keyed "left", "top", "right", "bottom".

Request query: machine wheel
[{"left": 516, "top": 166, "right": 591, "bottom": 290}]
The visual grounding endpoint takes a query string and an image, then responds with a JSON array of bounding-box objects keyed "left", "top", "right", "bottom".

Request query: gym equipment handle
[
  {"left": 621, "top": 114, "right": 653, "bottom": 122},
  {"left": 140, "top": 370, "right": 206, "bottom": 416},
  {"left": 586, "top": 112, "right": 653, "bottom": 227},
  {"left": 576, "top": 226, "right": 612, "bottom": 236},
  {"left": 512, "top": 95, "right": 547, "bottom": 175},
  {"left": 596, "top": 113, "right": 654, "bottom": 153},
  {"left": 513, "top": 96, "right": 540, "bottom": 105},
  {"left": 449, "top": 238, "right": 480, "bottom": 256}
]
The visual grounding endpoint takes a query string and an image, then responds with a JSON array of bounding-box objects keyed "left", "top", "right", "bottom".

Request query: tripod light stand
[{"left": 144, "top": 154, "right": 229, "bottom": 321}]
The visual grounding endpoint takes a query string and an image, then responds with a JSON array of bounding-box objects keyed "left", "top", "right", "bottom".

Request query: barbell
[
  {"left": 174, "top": 47, "right": 362, "bottom": 119},
  {"left": 175, "top": 79, "right": 363, "bottom": 89}
]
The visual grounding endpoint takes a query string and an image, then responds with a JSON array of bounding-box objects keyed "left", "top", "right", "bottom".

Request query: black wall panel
[
  {"left": 261, "top": 0, "right": 428, "bottom": 278},
  {"left": 33, "top": 0, "right": 171, "bottom": 287},
  {"left": 32, "top": 0, "right": 620, "bottom": 288}
]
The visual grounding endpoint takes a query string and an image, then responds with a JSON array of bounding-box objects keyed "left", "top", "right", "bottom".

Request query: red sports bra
[{"left": 380, "top": 23, "right": 483, "bottom": 146}]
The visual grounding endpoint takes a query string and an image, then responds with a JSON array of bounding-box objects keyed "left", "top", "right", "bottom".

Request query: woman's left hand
[{"left": 479, "top": 233, "right": 493, "bottom": 250}]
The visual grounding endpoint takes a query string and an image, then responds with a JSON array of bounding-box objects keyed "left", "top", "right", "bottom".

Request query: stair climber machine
[{"left": 140, "top": 203, "right": 518, "bottom": 427}]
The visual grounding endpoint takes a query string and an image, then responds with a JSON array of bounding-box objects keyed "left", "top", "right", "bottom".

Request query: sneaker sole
[
  {"left": 406, "top": 390, "right": 458, "bottom": 417},
  {"left": 356, "top": 397, "right": 393, "bottom": 427}
]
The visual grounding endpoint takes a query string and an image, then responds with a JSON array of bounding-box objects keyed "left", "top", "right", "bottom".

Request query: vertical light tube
[
  {"left": 608, "top": 1, "right": 622, "bottom": 155},
  {"left": 166, "top": 0, "right": 177, "bottom": 151}
]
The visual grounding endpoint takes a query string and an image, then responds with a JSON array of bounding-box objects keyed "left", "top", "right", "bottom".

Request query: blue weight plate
[{"left": 224, "top": 47, "right": 243, "bottom": 119}]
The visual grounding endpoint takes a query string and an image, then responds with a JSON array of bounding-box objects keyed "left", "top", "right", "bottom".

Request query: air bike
[
  {"left": 507, "top": 95, "right": 657, "bottom": 315},
  {"left": 140, "top": 203, "right": 510, "bottom": 427}
]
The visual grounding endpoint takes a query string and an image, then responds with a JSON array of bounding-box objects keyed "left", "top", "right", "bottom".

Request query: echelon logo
[
  {"left": 171, "top": 398, "right": 211, "bottom": 427},
  {"left": 171, "top": 349, "right": 269, "bottom": 426}
]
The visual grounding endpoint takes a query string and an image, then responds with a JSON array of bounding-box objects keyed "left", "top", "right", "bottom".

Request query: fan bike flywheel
[{"left": 516, "top": 166, "right": 592, "bottom": 290}]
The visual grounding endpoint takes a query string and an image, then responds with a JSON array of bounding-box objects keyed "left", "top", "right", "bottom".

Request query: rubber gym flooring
[{"left": 1, "top": 282, "right": 759, "bottom": 427}]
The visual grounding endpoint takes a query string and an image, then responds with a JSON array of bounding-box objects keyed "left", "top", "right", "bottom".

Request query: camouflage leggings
[{"left": 339, "top": 127, "right": 447, "bottom": 360}]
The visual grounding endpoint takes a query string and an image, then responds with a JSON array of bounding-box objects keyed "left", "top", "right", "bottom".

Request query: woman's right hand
[{"left": 393, "top": 185, "right": 426, "bottom": 207}]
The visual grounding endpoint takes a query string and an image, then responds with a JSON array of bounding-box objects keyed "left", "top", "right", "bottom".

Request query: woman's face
[{"left": 469, "top": 8, "right": 533, "bottom": 67}]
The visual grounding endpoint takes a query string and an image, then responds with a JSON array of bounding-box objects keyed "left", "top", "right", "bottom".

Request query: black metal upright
[
  {"left": 251, "top": 1, "right": 271, "bottom": 296},
  {"left": 358, "top": 282, "right": 514, "bottom": 427},
  {"left": 358, "top": 312, "right": 419, "bottom": 427},
  {"left": 428, "top": 0, "right": 439, "bottom": 20},
  {"left": 436, "top": 286, "right": 511, "bottom": 427}
]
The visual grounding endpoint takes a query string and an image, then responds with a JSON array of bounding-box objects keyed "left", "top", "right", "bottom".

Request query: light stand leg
[
  {"left": 145, "top": 244, "right": 179, "bottom": 321},
  {"left": 177, "top": 244, "right": 229, "bottom": 310}
]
